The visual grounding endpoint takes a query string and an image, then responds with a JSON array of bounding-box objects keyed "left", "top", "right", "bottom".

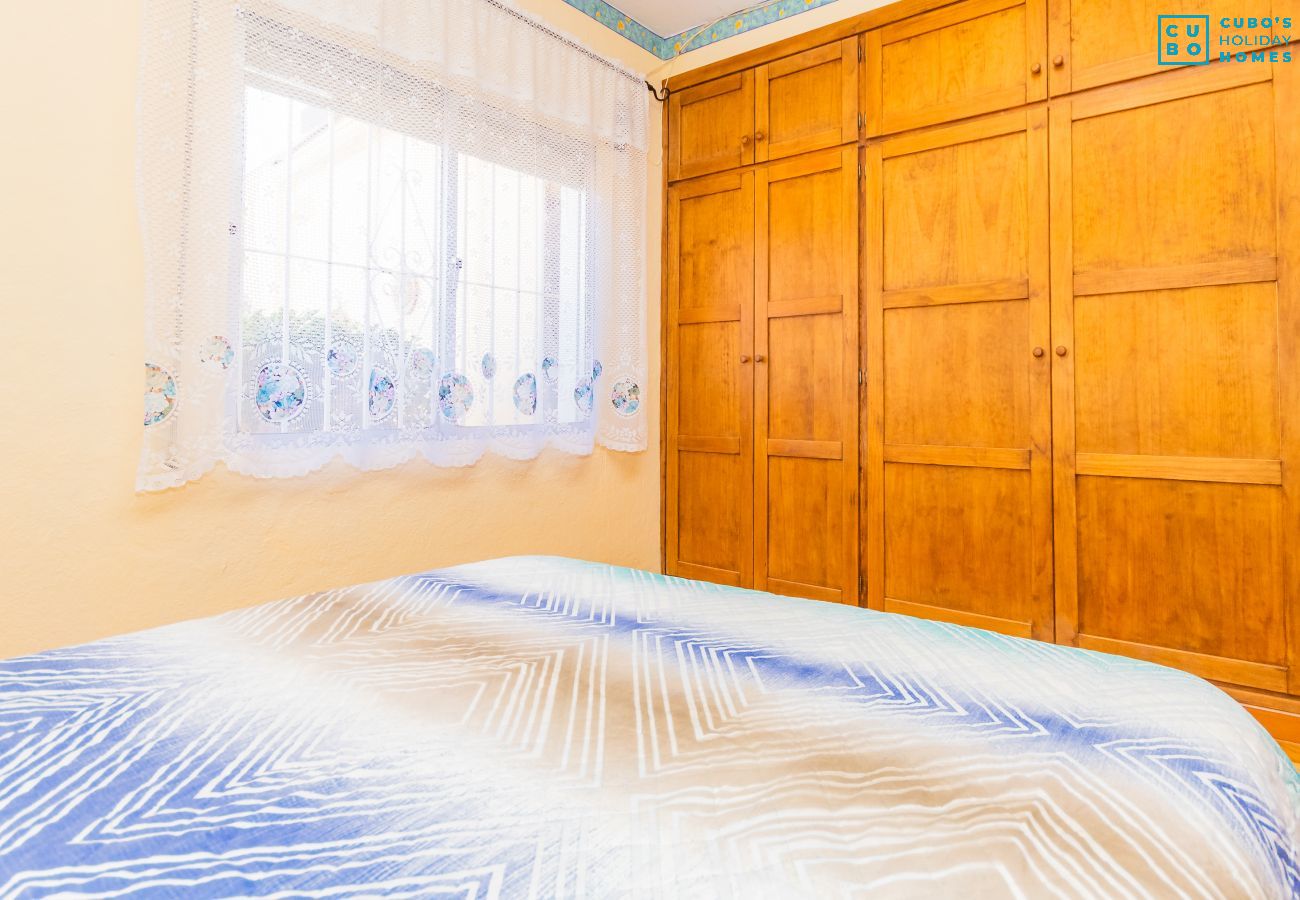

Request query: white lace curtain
[{"left": 137, "top": 0, "right": 648, "bottom": 491}]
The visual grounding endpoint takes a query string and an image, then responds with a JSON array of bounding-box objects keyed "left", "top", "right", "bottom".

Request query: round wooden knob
[
  {"left": 1055, "top": 345, "right": 1068, "bottom": 357},
  {"left": 755, "top": 354, "right": 766, "bottom": 363},
  {"left": 739, "top": 354, "right": 751, "bottom": 363},
  {"left": 1033, "top": 347, "right": 1045, "bottom": 358},
  {"left": 740, "top": 134, "right": 751, "bottom": 145},
  {"left": 754, "top": 131, "right": 766, "bottom": 141},
  {"left": 1030, "top": 62, "right": 1042, "bottom": 74},
  {"left": 1052, "top": 55, "right": 1065, "bottom": 67}
]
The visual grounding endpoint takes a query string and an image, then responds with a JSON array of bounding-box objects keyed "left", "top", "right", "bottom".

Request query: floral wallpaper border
[{"left": 560, "top": 0, "right": 844, "bottom": 60}]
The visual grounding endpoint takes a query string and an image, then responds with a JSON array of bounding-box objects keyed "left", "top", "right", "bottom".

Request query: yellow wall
[
  {"left": 0, "top": 0, "right": 885, "bottom": 658},
  {"left": 0, "top": 0, "right": 663, "bottom": 658}
]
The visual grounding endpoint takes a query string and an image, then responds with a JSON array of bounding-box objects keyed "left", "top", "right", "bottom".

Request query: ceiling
[{"left": 610, "top": 0, "right": 749, "bottom": 37}]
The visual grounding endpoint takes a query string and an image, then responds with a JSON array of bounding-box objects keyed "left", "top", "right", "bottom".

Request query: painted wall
[
  {"left": 0, "top": 0, "right": 906, "bottom": 659},
  {"left": 0, "top": 0, "right": 663, "bottom": 658}
]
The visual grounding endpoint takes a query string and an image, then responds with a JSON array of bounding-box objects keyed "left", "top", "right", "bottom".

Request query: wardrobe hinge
[
  {"left": 857, "top": 112, "right": 865, "bottom": 130},
  {"left": 858, "top": 42, "right": 864, "bottom": 62},
  {"left": 858, "top": 368, "right": 865, "bottom": 385},
  {"left": 859, "top": 574, "right": 864, "bottom": 596},
  {"left": 857, "top": 162, "right": 863, "bottom": 180}
]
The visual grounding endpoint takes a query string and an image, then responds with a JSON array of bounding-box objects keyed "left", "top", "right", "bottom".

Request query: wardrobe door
[
  {"left": 1047, "top": 0, "right": 1281, "bottom": 95},
  {"left": 865, "top": 109, "right": 1053, "bottom": 639},
  {"left": 666, "top": 172, "right": 755, "bottom": 587},
  {"left": 755, "top": 38, "right": 859, "bottom": 163},
  {"left": 755, "top": 147, "right": 859, "bottom": 604},
  {"left": 864, "top": 0, "right": 1047, "bottom": 137},
  {"left": 667, "top": 73, "right": 755, "bottom": 181},
  {"left": 1051, "top": 63, "right": 1300, "bottom": 694}
]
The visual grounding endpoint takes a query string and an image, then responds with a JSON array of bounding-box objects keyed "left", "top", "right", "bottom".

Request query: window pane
[
  {"left": 242, "top": 88, "right": 288, "bottom": 255},
  {"left": 240, "top": 82, "right": 588, "bottom": 436}
]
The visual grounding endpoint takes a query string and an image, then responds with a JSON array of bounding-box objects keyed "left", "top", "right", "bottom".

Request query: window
[
  {"left": 238, "top": 83, "right": 592, "bottom": 435},
  {"left": 137, "top": 0, "right": 646, "bottom": 490}
]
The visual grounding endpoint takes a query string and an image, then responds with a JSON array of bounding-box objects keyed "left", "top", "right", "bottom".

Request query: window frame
[{"left": 230, "top": 23, "right": 597, "bottom": 441}]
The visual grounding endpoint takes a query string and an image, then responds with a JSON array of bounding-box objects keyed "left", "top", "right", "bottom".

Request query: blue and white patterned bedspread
[{"left": 1, "top": 556, "right": 1297, "bottom": 898}]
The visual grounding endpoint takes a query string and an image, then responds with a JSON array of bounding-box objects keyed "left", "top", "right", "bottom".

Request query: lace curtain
[{"left": 137, "top": 0, "right": 648, "bottom": 491}]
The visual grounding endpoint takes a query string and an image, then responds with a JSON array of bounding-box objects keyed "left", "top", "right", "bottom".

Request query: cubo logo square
[{"left": 1158, "top": 15, "right": 1211, "bottom": 64}]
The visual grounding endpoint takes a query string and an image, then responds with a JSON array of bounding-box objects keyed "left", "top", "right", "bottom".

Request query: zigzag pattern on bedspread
[{"left": 1, "top": 556, "right": 1298, "bottom": 898}]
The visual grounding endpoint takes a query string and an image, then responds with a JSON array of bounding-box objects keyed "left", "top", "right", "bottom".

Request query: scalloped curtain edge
[{"left": 134, "top": 431, "right": 648, "bottom": 492}]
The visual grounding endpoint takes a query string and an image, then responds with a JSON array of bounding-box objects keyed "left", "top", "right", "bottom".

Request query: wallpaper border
[{"left": 559, "top": 0, "right": 844, "bottom": 60}]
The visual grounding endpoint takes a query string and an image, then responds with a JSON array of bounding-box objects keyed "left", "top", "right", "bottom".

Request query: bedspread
[{"left": 1, "top": 556, "right": 1297, "bottom": 898}]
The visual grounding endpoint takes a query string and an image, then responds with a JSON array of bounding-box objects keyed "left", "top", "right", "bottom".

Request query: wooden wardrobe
[
  {"left": 661, "top": 0, "right": 1300, "bottom": 747},
  {"left": 665, "top": 42, "right": 860, "bottom": 604}
]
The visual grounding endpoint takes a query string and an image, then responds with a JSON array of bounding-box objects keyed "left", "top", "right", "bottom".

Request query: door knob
[
  {"left": 1033, "top": 347, "right": 1045, "bottom": 358},
  {"left": 1030, "top": 62, "right": 1042, "bottom": 74},
  {"left": 740, "top": 134, "right": 752, "bottom": 145},
  {"left": 739, "top": 354, "right": 751, "bottom": 363},
  {"left": 754, "top": 131, "right": 766, "bottom": 141},
  {"left": 1052, "top": 55, "right": 1065, "bottom": 67},
  {"left": 1055, "top": 345, "right": 1068, "bottom": 357},
  {"left": 755, "top": 354, "right": 766, "bottom": 363}
]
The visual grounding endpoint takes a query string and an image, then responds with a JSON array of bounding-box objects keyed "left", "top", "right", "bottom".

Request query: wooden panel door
[
  {"left": 1051, "top": 62, "right": 1300, "bottom": 694},
  {"left": 755, "top": 147, "right": 859, "bottom": 604},
  {"left": 668, "top": 72, "right": 755, "bottom": 182},
  {"left": 1048, "top": 0, "right": 1281, "bottom": 94},
  {"left": 755, "top": 39, "right": 859, "bottom": 163},
  {"left": 864, "top": 0, "right": 1047, "bottom": 137},
  {"left": 665, "top": 171, "right": 755, "bottom": 587},
  {"left": 865, "top": 109, "right": 1053, "bottom": 639}
]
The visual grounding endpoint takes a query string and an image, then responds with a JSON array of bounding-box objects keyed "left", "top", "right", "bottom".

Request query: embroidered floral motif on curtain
[{"left": 137, "top": 0, "right": 648, "bottom": 490}]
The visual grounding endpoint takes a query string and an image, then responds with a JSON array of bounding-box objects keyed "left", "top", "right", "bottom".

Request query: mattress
[{"left": 1, "top": 556, "right": 1297, "bottom": 898}]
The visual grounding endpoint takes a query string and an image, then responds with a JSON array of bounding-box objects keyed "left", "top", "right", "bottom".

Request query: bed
[{"left": 1, "top": 556, "right": 1296, "bottom": 898}]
